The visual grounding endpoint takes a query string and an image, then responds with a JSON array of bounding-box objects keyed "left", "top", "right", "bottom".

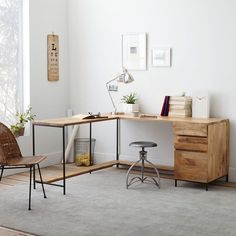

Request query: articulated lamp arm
[
  {"left": 106, "top": 75, "right": 120, "bottom": 114},
  {"left": 106, "top": 68, "right": 134, "bottom": 114}
]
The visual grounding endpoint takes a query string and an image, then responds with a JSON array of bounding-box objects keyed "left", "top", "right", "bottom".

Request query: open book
[{"left": 72, "top": 114, "right": 109, "bottom": 120}]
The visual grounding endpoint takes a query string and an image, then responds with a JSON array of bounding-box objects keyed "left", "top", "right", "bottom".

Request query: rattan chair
[{"left": 0, "top": 122, "right": 46, "bottom": 210}]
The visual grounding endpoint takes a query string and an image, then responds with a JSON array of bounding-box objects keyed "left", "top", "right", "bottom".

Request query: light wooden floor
[{"left": 0, "top": 226, "right": 36, "bottom": 236}]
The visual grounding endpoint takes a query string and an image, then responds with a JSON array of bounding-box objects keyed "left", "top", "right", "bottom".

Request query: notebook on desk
[
  {"left": 72, "top": 114, "right": 108, "bottom": 120},
  {"left": 139, "top": 114, "right": 158, "bottom": 118}
]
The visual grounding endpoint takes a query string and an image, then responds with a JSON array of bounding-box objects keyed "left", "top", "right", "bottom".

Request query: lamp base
[
  {"left": 114, "top": 112, "right": 125, "bottom": 115},
  {"left": 109, "top": 111, "right": 125, "bottom": 115}
]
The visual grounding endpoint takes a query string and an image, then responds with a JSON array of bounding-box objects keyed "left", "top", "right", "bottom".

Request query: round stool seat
[{"left": 129, "top": 141, "right": 157, "bottom": 148}]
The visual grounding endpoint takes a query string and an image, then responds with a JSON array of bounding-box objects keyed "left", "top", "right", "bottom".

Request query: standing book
[
  {"left": 160, "top": 96, "right": 167, "bottom": 116},
  {"left": 160, "top": 96, "right": 170, "bottom": 116}
]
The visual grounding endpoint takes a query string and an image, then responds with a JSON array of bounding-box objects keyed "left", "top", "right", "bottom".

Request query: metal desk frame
[{"left": 32, "top": 117, "right": 119, "bottom": 195}]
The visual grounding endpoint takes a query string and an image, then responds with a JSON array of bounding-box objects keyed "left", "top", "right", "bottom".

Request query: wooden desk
[
  {"left": 118, "top": 115, "right": 229, "bottom": 190},
  {"left": 33, "top": 115, "right": 229, "bottom": 192}
]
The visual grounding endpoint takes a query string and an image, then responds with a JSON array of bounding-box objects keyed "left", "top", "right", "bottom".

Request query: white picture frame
[
  {"left": 122, "top": 33, "right": 147, "bottom": 70},
  {"left": 152, "top": 47, "right": 171, "bottom": 67}
]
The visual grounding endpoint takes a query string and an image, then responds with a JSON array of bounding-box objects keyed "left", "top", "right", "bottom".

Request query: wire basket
[{"left": 74, "top": 138, "right": 96, "bottom": 166}]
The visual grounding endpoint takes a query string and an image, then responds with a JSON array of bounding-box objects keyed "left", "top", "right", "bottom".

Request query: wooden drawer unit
[
  {"left": 173, "top": 122, "right": 207, "bottom": 137},
  {"left": 174, "top": 136, "right": 208, "bottom": 152},
  {"left": 175, "top": 150, "right": 208, "bottom": 182},
  {"left": 174, "top": 120, "right": 229, "bottom": 186}
]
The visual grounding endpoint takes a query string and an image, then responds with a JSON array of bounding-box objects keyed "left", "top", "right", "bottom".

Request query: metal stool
[{"left": 126, "top": 141, "right": 160, "bottom": 189}]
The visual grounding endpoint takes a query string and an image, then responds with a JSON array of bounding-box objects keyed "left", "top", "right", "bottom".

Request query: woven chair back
[{"left": 0, "top": 123, "right": 22, "bottom": 165}]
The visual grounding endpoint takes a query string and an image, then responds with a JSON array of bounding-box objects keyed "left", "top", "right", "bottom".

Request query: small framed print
[
  {"left": 122, "top": 33, "right": 147, "bottom": 70},
  {"left": 152, "top": 47, "right": 171, "bottom": 67},
  {"left": 47, "top": 34, "right": 59, "bottom": 81}
]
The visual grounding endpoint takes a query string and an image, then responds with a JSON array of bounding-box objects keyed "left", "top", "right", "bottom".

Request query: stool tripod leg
[
  {"left": 145, "top": 159, "right": 160, "bottom": 187},
  {"left": 0, "top": 166, "right": 4, "bottom": 181},
  {"left": 141, "top": 159, "right": 144, "bottom": 182},
  {"left": 126, "top": 159, "right": 141, "bottom": 189}
]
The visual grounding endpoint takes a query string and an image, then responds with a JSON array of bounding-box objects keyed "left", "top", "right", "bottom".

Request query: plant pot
[
  {"left": 123, "top": 103, "right": 139, "bottom": 114},
  {"left": 14, "top": 127, "right": 25, "bottom": 137},
  {"left": 18, "top": 127, "right": 25, "bottom": 136}
]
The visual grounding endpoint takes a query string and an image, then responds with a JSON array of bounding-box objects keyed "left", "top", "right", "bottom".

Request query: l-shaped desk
[{"left": 33, "top": 115, "right": 229, "bottom": 193}]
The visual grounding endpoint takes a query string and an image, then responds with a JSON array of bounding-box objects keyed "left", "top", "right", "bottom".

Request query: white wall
[
  {"left": 68, "top": 0, "right": 236, "bottom": 180},
  {"left": 17, "top": 0, "right": 69, "bottom": 166}
]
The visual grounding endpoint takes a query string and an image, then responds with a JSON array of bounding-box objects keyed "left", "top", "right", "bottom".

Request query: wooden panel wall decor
[{"left": 47, "top": 34, "right": 59, "bottom": 81}]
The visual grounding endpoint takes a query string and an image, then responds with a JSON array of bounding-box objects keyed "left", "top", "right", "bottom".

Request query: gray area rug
[{"left": 0, "top": 168, "right": 236, "bottom": 236}]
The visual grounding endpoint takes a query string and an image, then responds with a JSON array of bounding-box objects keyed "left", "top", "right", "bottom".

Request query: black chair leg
[
  {"left": 33, "top": 166, "right": 36, "bottom": 189},
  {"left": 37, "top": 164, "right": 46, "bottom": 198},
  {"left": 175, "top": 179, "right": 177, "bottom": 187},
  {"left": 0, "top": 166, "right": 4, "bottom": 181},
  {"left": 28, "top": 166, "right": 32, "bottom": 210}
]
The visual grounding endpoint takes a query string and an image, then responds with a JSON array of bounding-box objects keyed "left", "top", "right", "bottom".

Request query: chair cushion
[{"left": 129, "top": 141, "right": 157, "bottom": 148}]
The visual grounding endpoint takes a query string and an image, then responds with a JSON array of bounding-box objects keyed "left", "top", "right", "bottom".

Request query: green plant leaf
[
  {"left": 10, "top": 106, "right": 36, "bottom": 135},
  {"left": 121, "top": 93, "right": 137, "bottom": 104}
]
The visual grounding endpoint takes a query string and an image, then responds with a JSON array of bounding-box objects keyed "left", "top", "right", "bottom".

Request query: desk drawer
[
  {"left": 173, "top": 122, "right": 208, "bottom": 137},
  {"left": 174, "top": 136, "right": 208, "bottom": 152},
  {"left": 175, "top": 150, "right": 208, "bottom": 182}
]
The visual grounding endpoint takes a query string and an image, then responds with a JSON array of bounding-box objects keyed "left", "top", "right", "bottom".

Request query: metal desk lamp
[{"left": 106, "top": 68, "right": 134, "bottom": 114}]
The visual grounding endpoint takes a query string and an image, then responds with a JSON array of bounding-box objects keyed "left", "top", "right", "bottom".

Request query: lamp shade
[{"left": 117, "top": 68, "right": 134, "bottom": 84}]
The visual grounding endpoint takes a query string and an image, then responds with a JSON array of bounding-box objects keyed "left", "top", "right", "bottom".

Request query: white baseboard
[
  {"left": 93, "top": 152, "right": 116, "bottom": 164},
  {"left": 40, "top": 151, "right": 63, "bottom": 167},
  {"left": 94, "top": 152, "right": 173, "bottom": 166},
  {"left": 93, "top": 152, "right": 136, "bottom": 164}
]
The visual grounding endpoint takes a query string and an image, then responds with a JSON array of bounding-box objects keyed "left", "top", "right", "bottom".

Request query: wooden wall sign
[{"left": 47, "top": 34, "right": 59, "bottom": 81}]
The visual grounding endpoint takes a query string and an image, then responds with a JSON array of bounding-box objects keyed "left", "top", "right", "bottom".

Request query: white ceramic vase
[{"left": 123, "top": 103, "right": 139, "bottom": 114}]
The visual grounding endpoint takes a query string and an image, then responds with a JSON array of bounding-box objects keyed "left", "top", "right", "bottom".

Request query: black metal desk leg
[
  {"left": 33, "top": 166, "right": 36, "bottom": 189},
  {"left": 89, "top": 122, "right": 92, "bottom": 166},
  {"left": 116, "top": 119, "right": 119, "bottom": 167},
  {"left": 62, "top": 126, "right": 66, "bottom": 195},
  {"left": 32, "top": 124, "right": 35, "bottom": 156},
  {"left": 28, "top": 166, "right": 32, "bottom": 210},
  {"left": 226, "top": 175, "right": 229, "bottom": 182},
  {"left": 32, "top": 124, "right": 36, "bottom": 189}
]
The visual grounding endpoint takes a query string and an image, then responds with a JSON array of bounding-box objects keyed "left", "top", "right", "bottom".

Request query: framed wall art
[
  {"left": 122, "top": 33, "right": 147, "bottom": 70},
  {"left": 152, "top": 47, "right": 171, "bottom": 67},
  {"left": 47, "top": 34, "right": 59, "bottom": 81}
]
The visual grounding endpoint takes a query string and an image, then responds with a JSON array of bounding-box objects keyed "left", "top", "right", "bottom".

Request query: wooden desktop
[{"left": 33, "top": 114, "right": 229, "bottom": 192}]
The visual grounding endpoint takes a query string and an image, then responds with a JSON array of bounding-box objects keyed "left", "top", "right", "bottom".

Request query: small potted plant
[
  {"left": 121, "top": 92, "right": 139, "bottom": 114},
  {"left": 10, "top": 106, "right": 36, "bottom": 137}
]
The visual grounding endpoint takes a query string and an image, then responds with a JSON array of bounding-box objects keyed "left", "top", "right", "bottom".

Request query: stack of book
[{"left": 168, "top": 96, "right": 192, "bottom": 117}]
